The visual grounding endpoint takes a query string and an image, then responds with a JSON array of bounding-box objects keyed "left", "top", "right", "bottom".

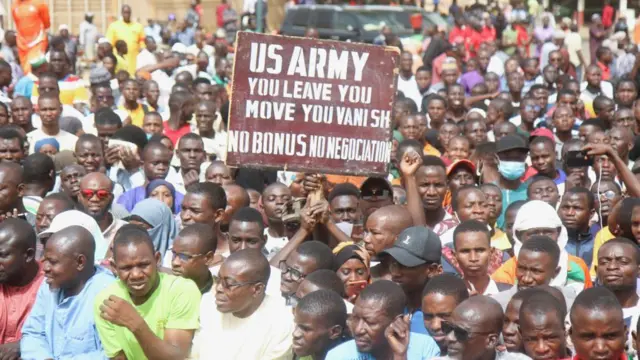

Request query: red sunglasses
[{"left": 80, "top": 189, "right": 111, "bottom": 200}]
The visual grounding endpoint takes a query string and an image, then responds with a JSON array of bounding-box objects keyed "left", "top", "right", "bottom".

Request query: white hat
[
  {"left": 171, "top": 43, "right": 187, "bottom": 54},
  {"left": 97, "top": 37, "right": 110, "bottom": 45},
  {"left": 58, "top": 24, "right": 69, "bottom": 31},
  {"left": 39, "top": 210, "right": 109, "bottom": 263},
  {"left": 86, "top": 12, "right": 94, "bottom": 17},
  {"left": 553, "top": 30, "right": 566, "bottom": 40}
]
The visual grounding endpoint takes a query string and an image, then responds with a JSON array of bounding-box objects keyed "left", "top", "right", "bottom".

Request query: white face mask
[{"left": 335, "top": 222, "right": 354, "bottom": 237}]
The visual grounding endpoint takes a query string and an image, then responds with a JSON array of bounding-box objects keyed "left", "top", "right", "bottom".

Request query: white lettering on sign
[{"left": 248, "top": 42, "right": 370, "bottom": 82}]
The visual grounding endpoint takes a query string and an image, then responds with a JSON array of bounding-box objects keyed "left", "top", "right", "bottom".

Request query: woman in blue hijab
[
  {"left": 146, "top": 179, "right": 183, "bottom": 214},
  {"left": 126, "top": 198, "right": 178, "bottom": 258}
]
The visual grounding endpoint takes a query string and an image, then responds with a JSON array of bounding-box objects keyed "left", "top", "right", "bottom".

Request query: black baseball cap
[
  {"left": 380, "top": 226, "right": 442, "bottom": 267},
  {"left": 496, "top": 134, "right": 528, "bottom": 154}
]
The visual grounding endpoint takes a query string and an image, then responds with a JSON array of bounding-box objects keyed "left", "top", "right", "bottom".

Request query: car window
[
  {"left": 291, "top": 9, "right": 310, "bottom": 27},
  {"left": 335, "top": 12, "right": 358, "bottom": 31},
  {"left": 313, "top": 9, "right": 334, "bottom": 29}
]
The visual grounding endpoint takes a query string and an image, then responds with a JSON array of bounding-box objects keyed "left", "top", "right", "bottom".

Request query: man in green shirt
[{"left": 94, "top": 224, "right": 201, "bottom": 360}]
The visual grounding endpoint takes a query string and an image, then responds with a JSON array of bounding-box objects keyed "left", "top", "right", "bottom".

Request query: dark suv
[{"left": 280, "top": 5, "right": 447, "bottom": 43}]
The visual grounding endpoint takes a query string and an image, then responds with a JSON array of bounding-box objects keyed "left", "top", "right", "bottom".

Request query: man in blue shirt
[
  {"left": 21, "top": 225, "right": 115, "bottom": 359},
  {"left": 326, "top": 280, "right": 440, "bottom": 360}
]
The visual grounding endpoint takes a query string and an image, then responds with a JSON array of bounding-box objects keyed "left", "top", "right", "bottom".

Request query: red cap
[
  {"left": 446, "top": 159, "right": 477, "bottom": 176},
  {"left": 530, "top": 128, "right": 554, "bottom": 142}
]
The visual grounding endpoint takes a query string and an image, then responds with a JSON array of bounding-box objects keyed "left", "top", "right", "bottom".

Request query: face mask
[
  {"left": 146, "top": 133, "right": 153, "bottom": 140},
  {"left": 498, "top": 160, "right": 526, "bottom": 180}
]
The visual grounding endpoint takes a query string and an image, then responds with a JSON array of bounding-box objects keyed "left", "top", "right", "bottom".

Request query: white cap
[
  {"left": 58, "top": 24, "right": 69, "bottom": 31},
  {"left": 171, "top": 43, "right": 187, "bottom": 54},
  {"left": 97, "top": 37, "right": 110, "bottom": 45},
  {"left": 39, "top": 210, "right": 109, "bottom": 263}
]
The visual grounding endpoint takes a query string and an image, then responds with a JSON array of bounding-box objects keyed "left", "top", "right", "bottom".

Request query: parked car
[{"left": 280, "top": 4, "right": 447, "bottom": 43}]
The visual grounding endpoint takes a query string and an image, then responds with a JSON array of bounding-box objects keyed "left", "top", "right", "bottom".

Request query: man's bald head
[
  {"left": 0, "top": 161, "right": 25, "bottom": 213},
  {"left": 0, "top": 218, "right": 36, "bottom": 251},
  {"left": 0, "top": 219, "right": 37, "bottom": 285},
  {"left": 223, "top": 184, "right": 250, "bottom": 207},
  {"left": 45, "top": 225, "right": 96, "bottom": 264},
  {"left": 224, "top": 248, "right": 271, "bottom": 284},
  {"left": 368, "top": 205, "right": 413, "bottom": 234},
  {"left": 454, "top": 295, "right": 504, "bottom": 333},
  {"left": 79, "top": 171, "right": 113, "bottom": 190}
]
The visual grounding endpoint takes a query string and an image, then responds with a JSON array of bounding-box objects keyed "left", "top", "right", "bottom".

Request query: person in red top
[
  {"left": 467, "top": 22, "right": 484, "bottom": 59},
  {"left": 569, "top": 287, "right": 627, "bottom": 360},
  {"left": 449, "top": 16, "right": 469, "bottom": 46},
  {"left": 602, "top": 0, "right": 615, "bottom": 29},
  {"left": 514, "top": 19, "right": 531, "bottom": 57},
  {"left": 216, "top": 0, "right": 230, "bottom": 28},
  {"left": 163, "top": 91, "right": 195, "bottom": 146},
  {"left": 481, "top": 15, "right": 497, "bottom": 42},
  {"left": 595, "top": 46, "right": 613, "bottom": 81},
  {"left": 0, "top": 219, "right": 45, "bottom": 357}
]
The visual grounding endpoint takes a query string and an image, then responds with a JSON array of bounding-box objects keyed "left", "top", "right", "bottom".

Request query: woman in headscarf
[
  {"left": 333, "top": 243, "right": 370, "bottom": 303},
  {"left": 118, "top": 179, "right": 184, "bottom": 214},
  {"left": 34, "top": 138, "right": 60, "bottom": 157},
  {"left": 491, "top": 200, "right": 592, "bottom": 292},
  {"left": 146, "top": 179, "right": 182, "bottom": 214},
  {"left": 126, "top": 198, "right": 178, "bottom": 258}
]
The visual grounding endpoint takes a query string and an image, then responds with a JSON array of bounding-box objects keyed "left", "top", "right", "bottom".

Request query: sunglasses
[
  {"left": 594, "top": 190, "right": 617, "bottom": 200},
  {"left": 80, "top": 189, "right": 111, "bottom": 200},
  {"left": 441, "top": 321, "right": 492, "bottom": 342}
]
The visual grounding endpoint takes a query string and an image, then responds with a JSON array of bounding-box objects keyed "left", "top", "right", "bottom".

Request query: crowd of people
[{"left": 0, "top": 0, "right": 640, "bottom": 359}]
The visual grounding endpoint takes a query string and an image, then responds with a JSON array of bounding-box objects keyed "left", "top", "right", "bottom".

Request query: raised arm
[{"left": 401, "top": 150, "right": 426, "bottom": 226}]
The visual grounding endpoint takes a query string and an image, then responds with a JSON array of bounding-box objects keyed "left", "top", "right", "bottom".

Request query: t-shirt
[
  {"left": 118, "top": 103, "right": 149, "bottom": 127},
  {"left": 163, "top": 121, "right": 191, "bottom": 146},
  {"left": 32, "top": 74, "right": 89, "bottom": 106},
  {"left": 93, "top": 273, "right": 201, "bottom": 360},
  {"left": 565, "top": 32, "right": 584, "bottom": 67},
  {"left": 27, "top": 128, "right": 78, "bottom": 154},
  {"left": 325, "top": 332, "right": 440, "bottom": 360},
  {"left": 497, "top": 181, "right": 529, "bottom": 230},
  {"left": 193, "top": 292, "right": 294, "bottom": 360}
]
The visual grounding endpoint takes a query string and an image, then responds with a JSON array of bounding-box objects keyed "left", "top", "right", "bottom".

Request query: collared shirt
[
  {"left": 118, "top": 103, "right": 148, "bottom": 128},
  {"left": 20, "top": 267, "right": 115, "bottom": 359},
  {"left": 107, "top": 167, "right": 145, "bottom": 192},
  {"left": 0, "top": 264, "right": 44, "bottom": 343},
  {"left": 326, "top": 332, "right": 440, "bottom": 360},
  {"left": 102, "top": 217, "right": 128, "bottom": 253}
]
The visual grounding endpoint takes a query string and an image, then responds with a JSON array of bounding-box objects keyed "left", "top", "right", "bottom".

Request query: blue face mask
[
  {"left": 498, "top": 160, "right": 526, "bottom": 180},
  {"left": 146, "top": 133, "right": 153, "bottom": 140}
]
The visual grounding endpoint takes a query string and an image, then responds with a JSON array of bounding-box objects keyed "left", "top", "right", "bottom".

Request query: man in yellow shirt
[
  {"left": 118, "top": 79, "right": 150, "bottom": 127},
  {"left": 94, "top": 224, "right": 200, "bottom": 360},
  {"left": 106, "top": 5, "right": 145, "bottom": 74}
]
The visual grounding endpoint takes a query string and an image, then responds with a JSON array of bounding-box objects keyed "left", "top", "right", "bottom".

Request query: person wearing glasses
[
  {"left": 440, "top": 295, "right": 503, "bottom": 360},
  {"left": 77, "top": 172, "right": 128, "bottom": 259},
  {"left": 94, "top": 224, "right": 201, "bottom": 360},
  {"left": 326, "top": 280, "right": 440, "bottom": 360},
  {"left": 278, "top": 241, "right": 335, "bottom": 304},
  {"left": 166, "top": 223, "right": 217, "bottom": 295},
  {"left": 517, "top": 291, "right": 569, "bottom": 360},
  {"left": 195, "top": 249, "right": 294, "bottom": 359}
]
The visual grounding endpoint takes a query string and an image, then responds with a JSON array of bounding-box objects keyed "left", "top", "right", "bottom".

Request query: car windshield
[{"left": 347, "top": 10, "right": 407, "bottom": 32}]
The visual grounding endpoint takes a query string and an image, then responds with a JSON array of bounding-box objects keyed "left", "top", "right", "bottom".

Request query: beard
[{"left": 77, "top": 199, "right": 113, "bottom": 220}]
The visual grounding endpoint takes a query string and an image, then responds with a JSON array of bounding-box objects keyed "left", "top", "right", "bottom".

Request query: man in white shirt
[
  {"left": 564, "top": 23, "right": 586, "bottom": 82},
  {"left": 397, "top": 51, "right": 423, "bottom": 109},
  {"left": 196, "top": 249, "right": 294, "bottom": 359},
  {"left": 136, "top": 36, "right": 157, "bottom": 71},
  {"left": 27, "top": 93, "right": 77, "bottom": 154}
]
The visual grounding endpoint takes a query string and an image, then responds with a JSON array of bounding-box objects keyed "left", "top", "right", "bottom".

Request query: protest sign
[{"left": 226, "top": 31, "right": 400, "bottom": 176}]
